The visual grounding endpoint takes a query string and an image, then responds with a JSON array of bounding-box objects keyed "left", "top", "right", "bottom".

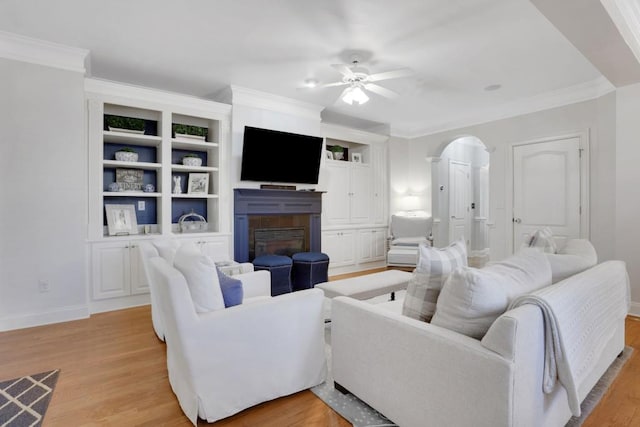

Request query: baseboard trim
[
  {"left": 89, "top": 293, "right": 151, "bottom": 314},
  {"left": 628, "top": 302, "right": 640, "bottom": 318},
  {"left": 0, "top": 304, "right": 89, "bottom": 332}
]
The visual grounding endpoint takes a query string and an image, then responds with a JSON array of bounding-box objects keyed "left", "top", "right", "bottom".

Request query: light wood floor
[{"left": 0, "top": 299, "right": 638, "bottom": 425}]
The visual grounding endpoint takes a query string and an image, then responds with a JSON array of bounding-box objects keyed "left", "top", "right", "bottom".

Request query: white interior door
[
  {"left": 512, "top": 137, "right": 581, "bottom": 251},
  {"left": 449, "top": 160, "right": 471, "bottom": 246}
]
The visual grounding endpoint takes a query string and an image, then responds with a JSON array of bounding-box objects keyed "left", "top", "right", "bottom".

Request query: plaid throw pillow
[{"left": 402, "top": 238, "right": 468, "bottom": 322}]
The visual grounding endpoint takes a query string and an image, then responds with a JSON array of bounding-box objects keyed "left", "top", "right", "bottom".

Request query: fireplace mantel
[{"left": 233, "top": 189, "right": 323, "bottom": 262}]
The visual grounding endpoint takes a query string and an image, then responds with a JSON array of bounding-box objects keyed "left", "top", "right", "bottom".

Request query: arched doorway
[{"left": 431, "top": 136, "right": 490, "bottom": 266}]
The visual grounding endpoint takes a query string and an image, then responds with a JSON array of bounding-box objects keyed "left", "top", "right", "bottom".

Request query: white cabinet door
[
  {"left": 129, "top": 243, "right": 149, "bottom": 295},
  {"left": 371, "top": 145, "right": 386, "bottom": 224},
  {"left": 350, "top": 164, "right": 371, "bottom": 223},
  {"left": 322, "top": 230, "right": 355, "bottom": 268},
  {"left": 358, "top": 228, "right": 387, "bottom": 263},
  {"left": 92, "top": 242, "right": 131, "bottom": 299},
  {"left": 175, "top": 236, "right": 231, "bottom": 261},
  {"left": 324, "top": 162, "right": 351, "bottom": 224}
]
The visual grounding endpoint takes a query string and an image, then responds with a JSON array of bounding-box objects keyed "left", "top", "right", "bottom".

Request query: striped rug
[{"left": 0, "top": 370, "right": 59, "bottom": 427}]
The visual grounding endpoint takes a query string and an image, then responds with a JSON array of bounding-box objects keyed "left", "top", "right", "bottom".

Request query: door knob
[{"left": 513, "top": 218, "right": 522, "bottom": 224}]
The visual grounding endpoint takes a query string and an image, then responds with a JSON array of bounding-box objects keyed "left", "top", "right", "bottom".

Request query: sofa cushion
[
  {"left": 173, "top": 243, "right": 225, "bottom": 313},
  {"left": 216, "top": 267, "right": 243, "bottom": 308},
  {"left": 390, "top": 214, "right": 432, "bottom": 238},
  {"left": 391, "top": 237, "right": 430, "bottom": 247},
  {"left": 431, "top": 248, "right": 552, "bottom": 339},
  {"left": 401, "top": 238, "right": 467, "bottom": 322}
]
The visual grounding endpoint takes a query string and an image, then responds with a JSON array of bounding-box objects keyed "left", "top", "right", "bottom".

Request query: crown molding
[
  {"left": 85, "top": 78, "right": 231, "bottom": 116},
  {"left": 391, "top": 76, "right": 615, "bottom": 138},
  {"left": 0, "top": 31, "right": 89, "bottom": 74},
  {"left": 321, "top": 123, "right": 388, "bottom": 145},
  {"left": 601, "top": 0, "right": 640, "bottom": 65},
  {"left": 229, "top": 85, "right": 323, "bottom": 121}
]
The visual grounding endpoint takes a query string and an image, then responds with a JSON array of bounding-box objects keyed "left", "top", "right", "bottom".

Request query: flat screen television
[{"left": 240, "top": 126, "right": 324, "bottom": 184}]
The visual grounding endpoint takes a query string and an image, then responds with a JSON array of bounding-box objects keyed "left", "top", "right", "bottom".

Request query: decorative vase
[
  {"left": 115, "top": 151, "right": 138, "bottom": 162},
  {"left": 333, "top": 151, "right": 344, "bottom": 161},
  {"left": 108, "top": 182, "right": 120, "bottom": 192},
  {"left": 143, "top": 184, "right": 155, "bottom": 193},
  {"left": 183, "top": 157, "right": 203, "bottom": 167}
]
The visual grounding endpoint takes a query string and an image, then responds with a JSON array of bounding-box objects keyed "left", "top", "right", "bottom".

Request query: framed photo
[
  {"left": 325, "top": 150, "right": 333, "bottom": 160},
  {"left": 351, "top": 152, "right": 362, "bottom": 163},
  {"left": 116, "top": 168, "right": 143, "bottom": 192},
  {"left": 105, "top": 204, "right": 138, "bottom": 236},
  {"left": 188, "top": 173, "right": 209, "bottom": 194}
]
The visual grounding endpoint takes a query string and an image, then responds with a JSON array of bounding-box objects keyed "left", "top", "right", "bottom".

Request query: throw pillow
[
  {"left": 431, "top": 248, "right": 552, "bottom": 339},
  {"left": 216, "top": 267, "right": 243, "bottom": 308},
  {"left": 173, "top": 243, "right": 225, "bottom": 313},
  {"left": 528, "top": 227, "right": 557, "bottom": 254},
  {"left": 152, "top": 239, "right": 181, "bottom": 264},
  {"left": 401, "top": 238, "right": 467, "bottom": 322}
]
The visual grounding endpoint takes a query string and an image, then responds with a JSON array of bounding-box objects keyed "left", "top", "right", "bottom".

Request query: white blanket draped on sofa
[{"left": 508, "top": 261, "right": 630, "bottom": 416}]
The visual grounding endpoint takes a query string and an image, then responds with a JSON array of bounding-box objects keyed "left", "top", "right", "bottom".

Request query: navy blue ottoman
[
  {"left": 252, "top": 255, "right": 293, "bottom": 296},
  {"left": 291, "top": 252, "right": 330, "bottom": 291}
]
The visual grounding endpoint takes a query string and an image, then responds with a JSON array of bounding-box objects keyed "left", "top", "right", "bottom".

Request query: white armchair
[
  {"left": 387, "top": 214, "right": 433, "bottom": 267},
  {"left": 148, "top": 256, "right": 327, "bottom": 424},
  {"left": 138, "top": 241, "right": 271, "bottom": 341}
]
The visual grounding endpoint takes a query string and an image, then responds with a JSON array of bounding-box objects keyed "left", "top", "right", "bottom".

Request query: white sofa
[
  {"left": 138, "top": 240, "right": 271, "bottom": 341},
  {"left": 331, "top": 256, "right": 629, "bottom": 427},
  {"left": 148, "top": 256, "right": 327, "bottom": 425}
]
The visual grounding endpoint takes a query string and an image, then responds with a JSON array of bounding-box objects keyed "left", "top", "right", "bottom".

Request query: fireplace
[{"left": 234, "top": 189, "right": 323, "bottom": 262}]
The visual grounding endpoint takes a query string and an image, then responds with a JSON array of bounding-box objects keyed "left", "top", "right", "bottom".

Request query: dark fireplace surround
[{"left": 234, "top": 189, "right": 322, "bottom": 263}]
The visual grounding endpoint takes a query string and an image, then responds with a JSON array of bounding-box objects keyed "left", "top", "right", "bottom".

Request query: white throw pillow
[
  {"left": 431, "top": 248, "right": 552, "bottom": 339},
  {"left": 152, "top": 239, "right": 181, "bottom": 265},
  {"left": 173, "top": 243, "right": 225, "bottom": 313},
  {"left": 401, "top": 238, "right": 467, "bottom": 322},
  {"left": 529, "top": 227, "right": 557, "bottom": 254}
]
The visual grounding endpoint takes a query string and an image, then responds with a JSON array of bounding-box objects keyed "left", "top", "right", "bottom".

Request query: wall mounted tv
[{"left": 240, "top": 126, "right": 324, "bottom": 184}]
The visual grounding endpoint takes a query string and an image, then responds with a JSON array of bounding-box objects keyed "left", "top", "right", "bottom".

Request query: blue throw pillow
[{"left": 216, "top": 267, "right": 243, "bottom": 308}]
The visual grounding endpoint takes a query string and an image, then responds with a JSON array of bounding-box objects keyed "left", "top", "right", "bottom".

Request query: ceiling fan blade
[
  {"left": 364, "top": 83, "right": 398, "bottom": 99},
  {"left": 320, "top": 81, "right": 348, "bottom": 88},
  {"left": 331, "top": 63, "right": 355, "bottom": 78},
  {"left": 368, "top": 68, "right": 413, "bottom": 82}
]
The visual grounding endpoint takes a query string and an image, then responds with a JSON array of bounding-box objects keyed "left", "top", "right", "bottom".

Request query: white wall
[
  {"left": 393, "top": 96, "right": 616, "bottom": 263},
  {"left": 0, "top": 58, "right": 88, "bottom": 330},
  {"left": 615, "top": 83, "right": 640, "bottom": 313}
]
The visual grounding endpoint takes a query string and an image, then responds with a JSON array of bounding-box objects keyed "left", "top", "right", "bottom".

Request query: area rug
[
  {"left": 312, "top": 323, "right": 632, "bottom": 427},
  {"left": 0, "top": 369, "right": 60, "bottom": 427}
]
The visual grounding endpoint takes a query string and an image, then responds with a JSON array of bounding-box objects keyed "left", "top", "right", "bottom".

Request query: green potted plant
[
  {"left": 182, "top": 153, "right": 202, "bottom": 167},
  {"left": 173, "top": 124, "right": 209, "bottom": 141},
  {"left": 105, "top": 115, "right": 145, "bottom": 134},
  {"left": 115, "top": 146, "right": 138, "bottom": 162},
  {"left": 330, "top": 145, "right": 345, "bottom": 160}
]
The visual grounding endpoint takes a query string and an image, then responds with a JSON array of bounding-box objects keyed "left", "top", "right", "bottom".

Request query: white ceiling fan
[{"left": 309, "top": 58, "right": 413, "bottom": 105}]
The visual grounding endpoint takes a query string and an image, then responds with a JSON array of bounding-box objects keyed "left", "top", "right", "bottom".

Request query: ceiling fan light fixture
[
  {"left": 342, "top": 85, "right": 369, "bottom": 105},
  {"left": 304, "top": 78, "right": 319, "bottom": 88}
]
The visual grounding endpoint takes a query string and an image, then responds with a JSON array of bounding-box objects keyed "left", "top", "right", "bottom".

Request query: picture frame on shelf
[
  {"left": 105, "top": 204, "right": 138, "bottom": 236},
  {"left": 351, "top": 152, "right": 362, "bottom": 163},
  {"left": 325, "top": 150, "right": 333, "bottom": 160},
  {"left": 188, "top": 173, "right": 209, "bottom": 194},
  {"left": 116, "top": 168, "right": 143, "bottom": 192}
]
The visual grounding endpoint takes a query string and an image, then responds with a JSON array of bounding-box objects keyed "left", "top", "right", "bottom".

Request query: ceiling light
[
  {"left": 304, "top": 78, "right": 319, "bottom": 88},
  {"left": 342, "top": 86, "right": 369, "bottom": 105}
]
